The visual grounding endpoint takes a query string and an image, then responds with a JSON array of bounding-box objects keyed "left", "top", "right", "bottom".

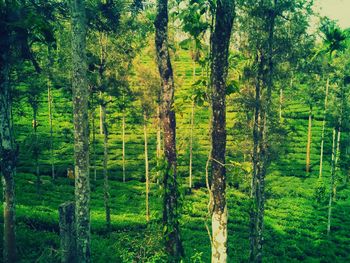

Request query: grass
[{"left": 1, "top": 171, "right": 350, "bottom": 262}]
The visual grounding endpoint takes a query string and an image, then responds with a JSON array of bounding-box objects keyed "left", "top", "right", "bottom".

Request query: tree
[
  {"left": 100, "top": 94, "right": 111, "bottom": 231},
  {"left": 237, "top": 1, "right": 314, "bottom": 261},
  {"left": 0, "top": 10, "right": 17, "bottom": 259},
  {"left": 209, "top": 0, "right": 235, "bottom": 262},
  {"left": 317, "top": 19, "right": 347, "bottom": 179},
  {"left": 70, "top": 0, "right": 91, "bottom": 261},
  {"left": 178, "top": 0, "right": 210, "bottom": 188},
  {"left": 0, "top": 1, "right": 56, "bottom": 260},
  {"left": 27, "top": 79, "right": 45, "bottom": 193},
  {"left": 134, "top": 61, "right": 161, "bottom": 221},
  {"left": 297, "top": 61, "right": 324, "bottom": 174},
  {"left": 326, "top": 63, "right": 350, "bottom": 235},
  {"left": 154, "top": 0, "right": 183, "bottom": 259}
]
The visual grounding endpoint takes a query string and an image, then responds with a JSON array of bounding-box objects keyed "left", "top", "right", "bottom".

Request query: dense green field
[{"left": 0, "top": 171, "right": 349, "bottom": 262}]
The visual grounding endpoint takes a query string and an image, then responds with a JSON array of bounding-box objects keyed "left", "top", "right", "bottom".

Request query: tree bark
[
  {"left": 210, "top": 1, "right": 235, "bottom": 262},
  {"left": 189, "top": 58, "right": 196, "bottom": 189},
  {"left": 48, "top": 46, "right": 55, "bottom": 180},
  {"left": 91, "top": 94, "right": 97, "bottom": 181},
  {"left": 250, "top": 4, "right": 276, "bottom": 262},
  {"left": 154, "top": 0, "right": 183, "bottom": 259},
  {"left": 99, "top": 91, "right": 103, "bottom": 135},
  {"left": 0, "top": 52, "right": 17, "bottom": 263},
  {"left": 189, "top": 100, "right": 194, "bottom": 189},
  {"left": 144, "top": 113, "right": 150, "bottom": 222},
  {"left": 33, "top": 104, "right": 40, "bottom": 194},
  {"left": 101, "top": 102, "right": 111, "bottom": 231},
  {"left": 59, "top": 202, "right": 76, "bottom": 263},
  {"left": 319, "top": 77, "right": 329, "bottom": 179},
  {"left": 156, "top": 104, "right": 162, "bottom": 184},
  {"left": 279, "top": 88, "right": 283, "bottom": 121},
  {"left": 333, "top": 127, "right": 341, "bottom": 201},
  {"left": 122, "top": 110, "right": 126, "bottom": 182},
  {"left": 70, "top": 0, "right": 91, "bottom": 261},
  {"left": 327, "top": 128, "right": 336, "bottom": 236},
  {"left": 306, "top": 105, "right": 312, "bottom": 173}
]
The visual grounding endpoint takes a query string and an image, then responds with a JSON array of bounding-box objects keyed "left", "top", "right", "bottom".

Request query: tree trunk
[
  {"left": 33, "top": 105, "right": 40, "bottom": 194},
  {"left": 156, "top": 104, "right": 161, "bottom": 184},
  {"left": 210, "top": 1, "right": 235, "bottom": 262},
  {"left": 189, "top": 58, "right": 196, "bottom": 189},
  {"left": 101, "top": 103, "right": 111, "bottom": 231},
  {"left": 333, "top": 127, "right": 341, "bottom": 201},
  {"left": 0, "top": 54, "right": 17, "bottom": 263},
  {"left": 189, "top": 100, "right": 194, "bottom": 189},
  {"left": 319, "top": 77, "right": 330, "bottom": 179},
  {"left": 155, "top": 0, "right": 183, "bottom": 259},
  {"left": 99, "top": 91, "right": 103, "bottom": 135},
  {"left": 59, "top": 202, "right": 76, "bottom": 263},
  {"left": 91, "top": 94, "right": 97, "bottom": 181},
  {"left": 250, "top": 6, "right": 276, "bottom": 263},
  {"left": 144, "top": 113, "right": 150, "bottom": 222},
  {"left": 279, "top": 88, "right": 283, "bottom": 121},
  {"left": 306, "top": 105, "right": 312, "bottom": 173},
  {"left": 122, "top": 110, "right": 126, "bottom": 182},
  {"left": 48, "top": 46, "right": 55, "bottom": 180},
  {"left": 70, "top": 0, "right": 91, "bottom": 261},
  {"left": 327, "top": 128, "right": 336, "bottom": 236}
]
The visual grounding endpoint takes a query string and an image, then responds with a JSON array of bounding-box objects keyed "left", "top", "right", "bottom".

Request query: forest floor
[{"left": 0, "top": 172, "right": 350, "bottom": 262}]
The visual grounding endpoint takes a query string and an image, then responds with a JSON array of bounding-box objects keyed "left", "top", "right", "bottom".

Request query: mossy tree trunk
[
  {"left": 250, "top": 6, "right": 276, "bottom": 263},
  {"left": 154, "top": 0, "right": 183, "bottom": 259},
  {"left": 70, "top": 0, "right": 91, "bottom": 261},
  {"left": 1, "top": 53, "right": 17, "bottom": 263},
  {"left": 209, "top": 1, "right": 235, "bottom": 262}
]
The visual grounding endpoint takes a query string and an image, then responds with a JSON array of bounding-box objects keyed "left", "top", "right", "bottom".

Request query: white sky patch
[{"left": 315, "top": 0, "right": 350, "bottom": 29}]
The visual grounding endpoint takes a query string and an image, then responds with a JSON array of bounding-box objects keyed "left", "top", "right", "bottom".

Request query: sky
[{"left": 315, "top": 0, "right": 350, "bottom": 29}]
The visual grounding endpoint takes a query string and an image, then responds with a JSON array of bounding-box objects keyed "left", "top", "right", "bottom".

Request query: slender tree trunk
[
  {"left": 155, "top": 0, "right": 183, "bottom": 259},
  {"left": 279, "top": 88, "right": 283, "bottom": 121},
  {"left": 70, "top": 0, "right": 91, "bottom": 261},
  {"left": 319, "top": 77, "right": 330, "bottom": 179},
  {"left": 47, "top": 47, "right": 55, "bottom": 180},
  {"left": 1, "top": 57, "right": 17, "bottom": 263},
  {"left": 250, "top": 6, "right": 276, "bottom": 262},
  {"left": 122, "top": 110, "right": 126, "bottom": 182},
  {"left": 91, "top": 94, "right": 97, "bottom": 181},
  {"left": 327, "top": 128, "right": 336, "bottom": 236},
  {"left": 209, "top": 1, "right": 235, "bottom": 262},
  {"left": 189, "top": 58, "right": 195, "bottom": 189},
  {"left": 156, "top": 104, "right": 161, "bottom": 183},
  {"left": 333, "top": 126, "right": 341, "bottom": 201},
  {"left": 306, "top": 105, "right": 312, "bottom": 173},
  {"left": 99, "top": 91, "right": 103, "bottom": 135},
  {"left": 144, "top": 113, "right": 150, "bottom": 222},
  {"left": 250, "top": 72, "right": 263, "bottom": 263},
  {"left": 33, "top": 105, "right": 40, "bottom": 194},
  {"left": 189, "top": 100, "right": 194, "bottom": 189},
  {"left": 101, "top": 103, "right": 111, "bottom": 231}
]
